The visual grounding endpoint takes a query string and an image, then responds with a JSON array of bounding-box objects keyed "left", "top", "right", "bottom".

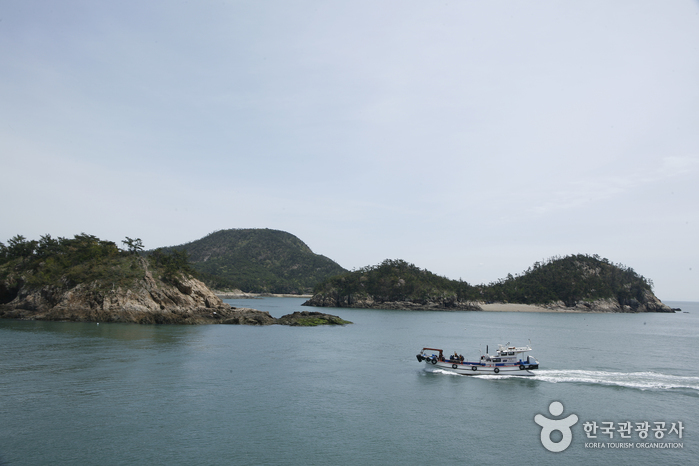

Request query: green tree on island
[{"left": 122, "top": 237, "right": 144, "bottom": 255}]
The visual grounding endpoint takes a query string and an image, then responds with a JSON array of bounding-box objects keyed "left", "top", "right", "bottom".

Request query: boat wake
[
  {"left": 428, "top": 368, "right": 462, "bottom": 376},
  {"left": 425, "top": 367, "right": 699, "bottom": 392},
  {"left": 527, "top": 370, "right": 699, "bottom": 392}
]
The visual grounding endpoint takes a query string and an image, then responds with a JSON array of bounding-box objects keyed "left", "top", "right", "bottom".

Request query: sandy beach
[
  {"left": 214, "top": 294, "right": 589, "bottom": 312},
  {"left": 214, "top": 295, "right": 587, "bottom": 312},
  {"left": 479, "top": 303, "right": 583, "bottom": 313},
  {"left": 215, "top": 291, "right": 313, "bottom": 299}
]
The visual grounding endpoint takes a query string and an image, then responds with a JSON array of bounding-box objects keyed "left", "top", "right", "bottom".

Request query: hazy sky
[{"left": 2, "top": 1, "right": 698, "bottom": 301}]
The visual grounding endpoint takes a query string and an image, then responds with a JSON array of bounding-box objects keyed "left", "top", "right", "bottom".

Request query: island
[
  {"left": 155, "top": 228, "right": 347, "bottom": 294},
  {"left": 0, "top": 234, "right": 350, "bottom": 326},
  {"left": 303, "top": 256, "right": 677, "bottom": 313}
]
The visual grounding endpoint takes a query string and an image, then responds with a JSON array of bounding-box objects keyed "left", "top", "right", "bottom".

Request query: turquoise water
[{"left": 1, "top": 299, "right": 697, "bottom": 465}]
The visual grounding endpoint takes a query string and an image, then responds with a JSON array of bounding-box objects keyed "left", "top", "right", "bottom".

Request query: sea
[{"left": 1, "top": 298, "right": 697, "bottom": 465}]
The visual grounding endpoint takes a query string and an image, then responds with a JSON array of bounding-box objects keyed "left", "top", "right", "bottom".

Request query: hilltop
[
  {"left": 163, "top": 229, "right": 346, "bottom": 294},
  {"left": 303, "top": 255, "right": 674, "bottom": 313}
]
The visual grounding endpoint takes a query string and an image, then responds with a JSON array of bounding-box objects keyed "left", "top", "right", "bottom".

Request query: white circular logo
[{"left": 534, "top": 401, "right": 579, "bottom": 452}]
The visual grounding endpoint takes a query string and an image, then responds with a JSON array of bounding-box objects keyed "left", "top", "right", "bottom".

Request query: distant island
[
  {"left": 160, "top": 228, "right": 347, "bottom": 294},
  {"left": 0, "top": 233, "right": 350, "bottom": 326},
  {"left": 303, "top": 256, "right": 676, "bottom": 313}
]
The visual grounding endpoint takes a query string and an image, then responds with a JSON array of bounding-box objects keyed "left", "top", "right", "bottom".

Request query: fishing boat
[{"left": 416, "top": 342, "right": 539, "bottom": 376}]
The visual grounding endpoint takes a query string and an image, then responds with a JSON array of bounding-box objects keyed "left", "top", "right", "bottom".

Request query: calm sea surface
[{"left": 1, "top": 299, "right": 697, "bottom": 465}]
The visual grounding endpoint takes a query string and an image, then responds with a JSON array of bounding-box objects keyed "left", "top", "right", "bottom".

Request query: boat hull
[{"left": 421, "top": 359, "right": 538, "bottom": 376}]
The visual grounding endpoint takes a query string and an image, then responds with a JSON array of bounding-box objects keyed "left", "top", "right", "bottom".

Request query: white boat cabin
[{"left": 482, "top": 343, "right": 534, "bottom": 365}]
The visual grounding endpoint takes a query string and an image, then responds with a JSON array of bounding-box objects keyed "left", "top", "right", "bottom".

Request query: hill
[
  {"left": 303, "top": 255, "right": 674, "bottom": 312},
  {"left": 164, "top": 229, "right": 347, "bottom": 294},
  {"left": 479, "top": 254, "right": 657, "bottom": 308},
  {"left": 305, "top": 259, "right": 479, "bottom": 310}
]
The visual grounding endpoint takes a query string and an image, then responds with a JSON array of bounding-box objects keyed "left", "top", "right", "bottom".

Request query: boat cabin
[{"left": 484, "top": 343, "right": 534, "bottom": 364}]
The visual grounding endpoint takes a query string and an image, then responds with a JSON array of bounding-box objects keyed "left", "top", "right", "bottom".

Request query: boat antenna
[{"left": 486, "top": 345, "right": 488, "bottom": 354}]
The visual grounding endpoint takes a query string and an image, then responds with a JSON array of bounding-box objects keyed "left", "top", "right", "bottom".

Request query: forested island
[
  {"left": 161, "top": 228, "right": 346, "bottom": 294},
  {"left": 303, "top": 256, "right": 675, "bottom": 313},
  {"left": 0, "top": 234, "right": 350, "bottom": 325}
]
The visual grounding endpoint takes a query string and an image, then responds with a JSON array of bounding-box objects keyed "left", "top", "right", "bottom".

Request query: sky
[{"left": 1, "top": 0, "right": 698, "bottom": 301}]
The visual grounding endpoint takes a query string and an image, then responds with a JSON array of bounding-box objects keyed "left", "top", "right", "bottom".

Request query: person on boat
[{"left": 459, "top": 354, "right": 464, "bottom": 362}]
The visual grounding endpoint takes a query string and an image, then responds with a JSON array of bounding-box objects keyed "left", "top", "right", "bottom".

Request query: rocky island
[
  {"left": 0, "top": 234, "right": 350, "bottom": 326},
  {"left": 303, "top": 256, "right": 676, "bottom": 313}
]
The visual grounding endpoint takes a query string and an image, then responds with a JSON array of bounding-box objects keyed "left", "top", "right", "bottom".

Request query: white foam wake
[
  {"left": 532, "top": 370, "right": 699, "bottom": 391},
  {"left": 427, "top": 368, "right": 461, "bottom": 376},
  {"left": 424, "top": 367, "right": 699, "bottom": 391}
]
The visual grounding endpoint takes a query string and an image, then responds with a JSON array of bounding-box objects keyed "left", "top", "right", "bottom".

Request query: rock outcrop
[
  {"left": 541, "top": 291, "right": 675, "bottom": 313},
  {"left": 0, "top": 272, "right": 351, "bottom": 325},
  {"left": 220, "top": 308, "right": 277, "bottom": 325},
  {"left": 1, "top": 271, "right": 239, "bottom": 324},
  {"left": 277, "top": 311, "right": 352, "bottom": 326}
]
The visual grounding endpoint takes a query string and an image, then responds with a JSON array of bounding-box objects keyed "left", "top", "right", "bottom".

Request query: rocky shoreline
[
  {"left": 0, "top": 272, "right": 349, "bottom": 326},
  {"left": 480, "top": 301, "right": 678, "bottom": 313},
  {"left": 302, "top": 291, "right": 677, "bottom": 313},
  {"left": 302, "top": 292, "right": 481, "bottom": 311}
]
